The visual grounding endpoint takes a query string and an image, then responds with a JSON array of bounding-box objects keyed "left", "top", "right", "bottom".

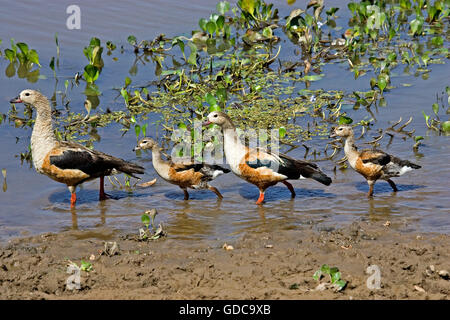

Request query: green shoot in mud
[
  {"left": 139, "top": 209, "right": 165, "bottom": 241},
  {"left": 313, "top": 264, "right": 347, "bottom": 291}
]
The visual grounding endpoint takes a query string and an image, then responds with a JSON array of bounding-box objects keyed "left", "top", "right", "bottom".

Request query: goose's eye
[
  {"left": 25, "top": 92, "right": 30, "bottom": 96},
  {"left": 213, "top": 114, "right": 218, "bottom": 118}
]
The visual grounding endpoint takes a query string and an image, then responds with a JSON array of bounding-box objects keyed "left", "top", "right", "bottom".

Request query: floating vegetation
[{"left": 5, "top": 0, "right": 450, "bottom": 166}]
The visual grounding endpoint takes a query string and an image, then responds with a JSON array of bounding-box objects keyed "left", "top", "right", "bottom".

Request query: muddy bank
[{"left": 0, "top": 221, "right": 449, "bottom": 300}]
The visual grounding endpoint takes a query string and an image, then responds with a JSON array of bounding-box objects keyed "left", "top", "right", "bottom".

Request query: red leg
[
  {"left": 282, "top": 181, "right": 296, "bottom": 198},
  {"left": 256, "top": 191, "right": 265, "bottom": 205},
  {"left": 99, "top": 176, "right": 109, "bottom": 201},
  {"left": 70, "top": 192, "right": 77, "bottom": 208}
]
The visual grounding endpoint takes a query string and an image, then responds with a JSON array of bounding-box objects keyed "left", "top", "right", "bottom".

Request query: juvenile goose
[
  {"left": 134, "top": 137, "right": 229, "bottom": 200},
  {"left": 10, "top": 89, "right": 145, "bottom": 207},
  {"left": 204, "top": 112, "right": 332, "bottom": 204},
  {"left": 330, "top": 125, "right": 421, "bottom": 196}
]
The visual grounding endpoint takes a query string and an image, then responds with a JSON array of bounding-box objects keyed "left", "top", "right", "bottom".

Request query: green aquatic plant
[
  {"left": 313, "top": 264, "right": 347, "bottom": 291},
  {"left": 139, "top": 209, "right": 165, "bottom": 241},
  {"left": 422, "top": 86, "right": 450, "bottom": 134},
  {"left": 83, "top": 37, "right": 104, "bottom": 83}
]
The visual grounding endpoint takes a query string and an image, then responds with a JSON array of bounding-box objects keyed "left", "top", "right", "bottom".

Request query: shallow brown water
[{"left": 0, "top": 0, "right": 449, "bottom": 241}]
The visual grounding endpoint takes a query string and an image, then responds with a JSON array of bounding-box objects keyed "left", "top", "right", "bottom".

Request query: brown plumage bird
[
  {"left": 204, "top": 111, "right": 332, "bottom": 204},
  {"left": 134, "top": 137, "right": 229, "bottom": 200},
  {"left": 330, "top": 125, "right": 421, "bottom": 196},
  {"left": 10, "top": 89, "right": 145, "bottom": 207}
]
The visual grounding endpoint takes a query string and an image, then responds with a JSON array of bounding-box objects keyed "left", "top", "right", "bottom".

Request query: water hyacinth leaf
[
  {"left": 209, "top": 104, "right": 222, "bottom": 112},
  {"left": 187, "top": 42, "right": 197, "bottom": 66},
  {"left": 142, "top": 123, "right": 148, "bottom": 137},
  {"left": 431, "top": 36, "right": 443, "bottom": 47},
  {"left": 287, "top": 0, "right": 296, "bottom": 5},
  {"left": 127, "top": 35, "right": 137, "bottom": 46},
  {"left": 178, "top": 122, "right": 187, "bottom": 130},
  {"left": 240, "top": 0, "right": 256, "bottom": 16},
  {"left": 216, "top": 88, "right": 227, "bottom": 104},
  {"left": 414, "top": 136, "right": 424, "bottom": 142},
  {"left": 27, "top": 49, "right": 41, "bottom": 67},
  {"left": 134, "top": 125, "right": 141, "bottom": 139},
  {"left": 442, "top": 121, "right": 450, "bottom": 132},
  {"left": 49, "top": 57, "right": 55, "bottom": 71},
  {"left": 422, "top": 111, "right": 430, "bottom": 127},
  {"left": 199, "top": 18, "right": 208, "bottom": 31},
  {"left": 339, "top": 116, "right": 353, "bottom": 124},
  {"left": 205, "top": 93, "right": 217, "bottom": 107},
  {"left": 410, "top": 16, "right": 424, "bottom": 35},
  {"left": 216, "top": 1, "right": 230, "bottom": 15},
  {"left": 16, "top": 42, "right": 29, "bottom": 55},
  {"left": 216, "top": 15, "right": 225, "bottom": 31},
  {"left": 1, "top": 168, "right": 6, "bottom": 179},
  {"left": 141, "top": 213, "right": 150, "bottom": 228},
  {"left": 125, "top": 76, "right": 132, "bottom": 87},
  {"left": 335, "top": 280, "right": 347, "bottom": 291},
  {"left": 320, "top": 264, "right": 331, "bottom": 274},
  {"left": 313, "top": 270, "right": 322, "bottom": 281},
  {"left": 432, "top": 103, "right": 439, "bottom": 115},
  {"left": 90, "top": 37, "right": 101, "bottom": 47},
  {"left": 377, "top": 75, "right": 387, "bottom": 92},
  {"left": 262, "top": 26, "right": 273, "bottom": 38},
  {"left": 121, "top": 88, "right": 129, "bottom": 105},
  {"left": 331, "top": 271, "right": 341, "bottom": 284},
  {"left": 4, "top": 49, "right": 15, "bottom": 62},
  {"left": 206, "top": 21, "right": 217, "bottom": 35},
  {"left": 84, "top": 64, "right": 99, "bottom": 82},
  {"left": 279, "top": 126, "right": 286, "bottom": 139}
]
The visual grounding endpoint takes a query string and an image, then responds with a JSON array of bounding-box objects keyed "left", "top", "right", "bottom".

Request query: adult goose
[
  {"left": 330, "top": 125, "right": 421, "bottom": 196},
  {"left": 134, "top": 137, "right": 229, "bottom": 200},
  {"left": 203, "top": 112, "right": 332, "bottom": 204},
  {"left": 10, "top": 89, "right": 145, "bottom": 207}
]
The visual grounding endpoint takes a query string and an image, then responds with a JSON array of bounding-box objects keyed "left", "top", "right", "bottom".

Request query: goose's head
[
  {"left": 10, "top": 89, "right": 43, "bottom": 106},
  {"left": 204, "top": 111, "right": 234, "bottom": 129},
  {"left": 134, "top": 137, "right": 157, "bottom": 151},
  {"left": 330, "top": 125, "right": 353, "bottom": 138}
]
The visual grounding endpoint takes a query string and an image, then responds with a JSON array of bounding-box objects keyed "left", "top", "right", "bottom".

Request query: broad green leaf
[
  {"left": 335, "top": 280, "right": 347, "bottom": 291},
  {"left": 241, "top": 0, "right": 256, "bottom": 16},
  {"left": 442, "top": 121, "right": 450, "bottom": 132},
  {"left": 339, "top": 116, "right": 353, "bottom": 124},
  {"left": 410, "top": 16, "right": 424, "bottom": 35},
  {"left": 4, "top": 49, "right": 15, "bottom": 62},
  {"left": 217, "top": 1, "right": 230, "bottom": 15},
  {"left": 125, "top": 76, "right": 132, "bottom": 87},
  {"left": 313, "top": 270, "right": 322, "bottom": 281},
  {"left": 279, "top": 127, "right": 286, "bottom": 139},
  {"left": 127, "top": 35, "right": 137, "bottom": 46},
  {"left": 216, "top": 15, "right": 225, "bottom": 31},
  {"left": 206, "top": 21, "right": 216, "bottom": 35},
  {"left": 209, "top": 104, "right": 222, "bottom": 112},
  {"left": 141, "top": 214, "right": 150, "bottom": 227},
  {"left": 187, "top": 42, "right": 197, "bottom": 66},
  {"left": 377, "top": 74, "right": 387, "bottom": 92},
  {"left": 205, "top": 93, "right": 217, "bottom": 106},
  {"left": 414, "top": 136, "right": 424, "bottom": 142},
  {"left": 432, "top": 103, "right": 439, "bottom": 115},
  {"left": 198, "top": 18, "right": 208, "bottom": 31},
  {"left": 16, "top": 42, "right": 29, "bottom": 55},
  {"left": 262, "top": 26, "right": 273, "bottom": 38},
  {"left": 83, "top": 64, "right": 99, "bottom": 82},
  {"left": 320, "top": 264, "right": 331, "bottom": 275},
  {"left": 134, "top": 124, "right": 141, "bottom": 139},
  {"left": 178, "top": 122, "right": 187, "bottom": 130},
  {"left": 331, "top": 271, "right": 341, "bottom": 284}
]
